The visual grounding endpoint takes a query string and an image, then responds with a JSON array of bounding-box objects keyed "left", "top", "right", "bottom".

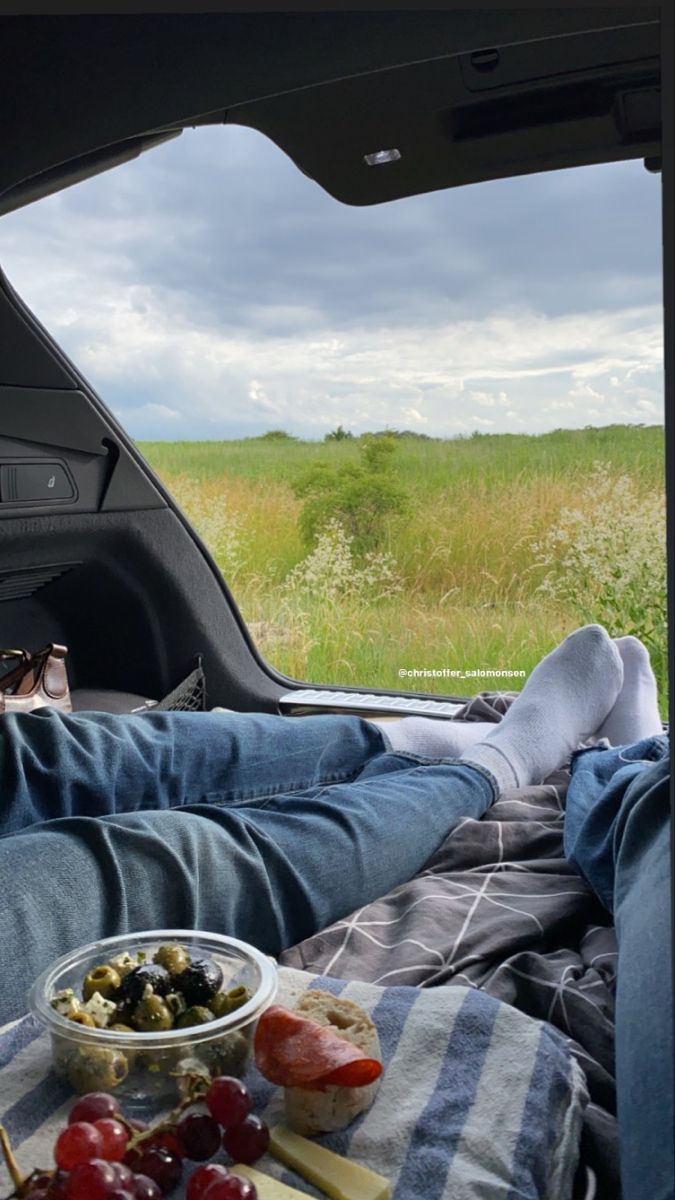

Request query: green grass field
[{"left": 139, "top": 424, "right": 668, "bottom": 712}]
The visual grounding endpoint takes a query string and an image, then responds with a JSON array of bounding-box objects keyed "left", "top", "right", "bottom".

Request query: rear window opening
[{"left": 0, "top": 123, "right": 665, "bottom": 714}]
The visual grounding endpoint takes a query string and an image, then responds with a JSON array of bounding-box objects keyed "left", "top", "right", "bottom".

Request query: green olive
[
  {"left": 153, "top": 944, "right": 191, "bottom": 976},
  {"left": 204, "top": 1031, "right": 250, "bottom": 1078},
  {"left": 132, "top": 994, "right": 173, "bottom": 1032},
  {"left": 64, "top": 1046, "right": 129, "bottom": 1093},
  {"left": 67, "top": 1011, "right": 97, "bottom": 1027},
  {"left": 174, "top": 1005, "right": 214, "bottom": 1029},
  {"left": 208, "top": 985, "right": 252, "bottom": 1018},
  {"left": 83, "top": 965, "right": 121, "bottom": 1001},
  {"left": 109, "top": 1022, "right": 135, "bottom": 1033},
  {"left": 226, "top": 984, "right": 252, "bottom": 1011},
  {"left": 208, "top": 992, "right": 230, "bottom": 1019}
]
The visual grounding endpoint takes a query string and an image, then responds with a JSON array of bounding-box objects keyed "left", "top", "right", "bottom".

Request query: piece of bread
[{"left": 284, "top": 990, "right": 382, "bottom": 1136}]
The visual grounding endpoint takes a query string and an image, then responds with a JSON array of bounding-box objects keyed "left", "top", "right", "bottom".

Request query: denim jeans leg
[
  {"left": 612, "top": 758, "right": 673, "bottom": 1200},
  {"left": 0, "top": 745, "right": 495, "bottom": 1023},
  {"left": 566, "top": 744, "right": 673, "bottom": 1200},
  {"left": 0, "top": 708, "right": 389, "bottom": 834}
]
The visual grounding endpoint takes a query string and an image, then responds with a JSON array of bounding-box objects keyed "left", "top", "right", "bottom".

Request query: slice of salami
[{"left": 254, "top": 1005, "right": 382, "bottom": 1088}]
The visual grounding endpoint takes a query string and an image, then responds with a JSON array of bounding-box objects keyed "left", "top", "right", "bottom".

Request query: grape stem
[
  {"left": 0, "top": 1124, "right": 25, "bottom": 1192},
  {"left": 122, "top": 1072, "right": 210, "bottom": 1151}
]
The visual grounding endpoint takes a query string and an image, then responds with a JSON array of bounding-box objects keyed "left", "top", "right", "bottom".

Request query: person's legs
[
  {"left": 0, "top": 623, "right": 625, "bottom": 1021},
  {"left": 0, "top": 755, "right": 496, "bottom": 1022},
  {"left": 565, "top": 741, "right": 673, "bottom": 1200},
  {"left": 0, "top": 708, "right": 388, "bottom": 835}
]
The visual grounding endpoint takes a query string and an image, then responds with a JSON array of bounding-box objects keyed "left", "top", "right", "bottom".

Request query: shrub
[
  {"left": 293, "top": 436, "right": 410, "bottom": 552},
  {"left": 324, "top": 424, "right": 354, "bottom": 441}
]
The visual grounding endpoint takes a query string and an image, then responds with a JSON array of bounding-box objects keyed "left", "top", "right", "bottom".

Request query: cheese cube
[
  {"left": 109, "top": 951, "right": 138, "bottom": 978},
  {"left": 50, "top": 988, "right": 80, "bottom": 1018},
  {"left": 81, "top": 991, "right": 117, "bottom": 1027},
  {"left": 269, "top": 1125, "right": 392, "bottom": 1200}
]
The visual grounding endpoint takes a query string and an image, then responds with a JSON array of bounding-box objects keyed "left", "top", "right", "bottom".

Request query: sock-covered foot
[
  {"left": 460, "top": 625, "right": 623, "bottom": 791},
  {"left": 370, "top": 717, "right": 496, "bottom": 758},
  {"left": 593, "top": 636, "right": 662, "bottom": 745}
]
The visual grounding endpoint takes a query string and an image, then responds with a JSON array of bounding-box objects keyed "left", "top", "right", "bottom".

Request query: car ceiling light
[{"left": 363, "top": 148, "right": 402, "bottom": 167}]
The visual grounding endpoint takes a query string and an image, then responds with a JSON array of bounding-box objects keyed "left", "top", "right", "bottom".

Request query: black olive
[
  {"left": 116, "top": 963, "right": 172, "bottom": 1005},
  {"left": 174, "top": 958, "right": 223, "bottom": 1005}
]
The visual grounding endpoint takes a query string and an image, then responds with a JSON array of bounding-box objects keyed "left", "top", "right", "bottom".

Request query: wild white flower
[
  {"left": 532, "top": 461, "right": 666, "bottom": 676},
  {"left": 285, "top": 518, "right": 402, "bottom": 603},
  {"left": 170, "top": 476, "right": 249, "bottom": 581}
]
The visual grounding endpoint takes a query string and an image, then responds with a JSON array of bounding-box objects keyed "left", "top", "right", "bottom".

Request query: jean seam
[
  {"left": 181, "top": 763, "right": 377, "bottom": 809},
  {"left": 381, "top": 752, "right": 499, "bottom": 804}
]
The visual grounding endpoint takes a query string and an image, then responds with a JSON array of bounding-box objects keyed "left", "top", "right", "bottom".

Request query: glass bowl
[{"left": 29, "top": 929, "right": 277, "bottom": 1113}]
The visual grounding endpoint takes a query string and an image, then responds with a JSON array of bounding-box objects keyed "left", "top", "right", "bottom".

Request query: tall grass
[{"left": 139, "top": 425, "right": 668, "bottom": 712}]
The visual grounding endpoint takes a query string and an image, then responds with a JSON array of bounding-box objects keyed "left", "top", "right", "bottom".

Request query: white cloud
[
  {"left": 0, "top": 127, "right": 663, "bottom": 440},
  {"left": 5, "top": 277, "right": 660, "bottom": 437},
  {"left": 144, "top": 403, "right": 182, "bottom": 420},
  {"left": 569, "top": 380, "right": 604, "bottom": 400}
]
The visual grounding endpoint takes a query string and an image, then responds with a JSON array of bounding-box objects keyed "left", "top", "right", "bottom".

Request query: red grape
[
  {"left": 130, "top": 1176, "right": 163, "bottom": 1200},
  {"left": 95, "top": 1118, "right": 130, "bottom": 1161},
  {"left": 143, "top": 1129, "right": 185, "bottom": 1160},
  {"left": 187, "top": 1163, "right": 231, "bottom": 1200},
  {"left": 45, "top": 1170, "right": 69, "bottom": 1198},
  {"left": 109, "top": 1192, "right": 136, "bottom": 1200},
  {"left": 206, "top": 1078, "right": 252, "bottom": 1130},
  {"left": 110, "top": 1162, "right": 135, "bottom": 1188},
  {"left": 221, "top": 1116, "right": 269, "bottom": 1165},
  {"left": 132, "top": 1146, "right": 182, "bottom": 1194},
  {"left": 65, "top": 1157, "right": 117, "bottom": 1199},
  {"left": 69, "top": 1093, "right": 120, "bottom": 1124},
  {"left": 202, "top": 1173, "right": 257, "bottom": 1200},
  {"left": 25, "top": 1174, "right": 51, "bottom": 1194},
  {"left": 124, "top": 1145, "right": 144, "bottom": 1172},
  {"left": 177, "top": 1112, "right": 221, "bottom": 1161},
  {"left": 55, "top": 1122, "right": 104, "bottom": 1170}
]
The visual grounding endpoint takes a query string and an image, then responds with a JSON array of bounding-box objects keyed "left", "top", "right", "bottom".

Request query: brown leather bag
[{"left": 0, "top": 644, "right": 72, "bottom": 714}]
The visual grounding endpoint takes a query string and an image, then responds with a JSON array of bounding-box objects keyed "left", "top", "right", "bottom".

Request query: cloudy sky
[{"left": 0, "top": 124, "right": 664, "bottom": 440}]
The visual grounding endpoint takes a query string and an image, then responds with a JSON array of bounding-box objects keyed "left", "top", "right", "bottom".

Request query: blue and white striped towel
[{"left": 0, "top": 967, "right": 587, "bottom": 1200}]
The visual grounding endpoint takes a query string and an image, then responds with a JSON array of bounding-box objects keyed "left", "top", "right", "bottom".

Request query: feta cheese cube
[
  {"left": 50, "top": 988, "right": 81, "bottom": 1018},
  {"left": 81, "top": 991, "right": 118, "bottom": 1028}
]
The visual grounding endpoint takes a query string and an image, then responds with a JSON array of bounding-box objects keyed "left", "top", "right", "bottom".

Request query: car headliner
[{"left": 0, "top": 9, "right": 661, "bottom": 215}]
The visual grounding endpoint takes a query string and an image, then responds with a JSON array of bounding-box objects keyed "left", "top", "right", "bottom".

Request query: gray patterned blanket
[{"left": 280, "top": 694, "right": 619, "bottom": 1198}]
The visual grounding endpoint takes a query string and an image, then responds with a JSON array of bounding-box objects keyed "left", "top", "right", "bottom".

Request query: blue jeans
[
  {"left": 0, "top": 708, "right": 495, "bottom": 1023},
  {"left": 565, "top": 736, "right": 674, "bottom": 1200}
]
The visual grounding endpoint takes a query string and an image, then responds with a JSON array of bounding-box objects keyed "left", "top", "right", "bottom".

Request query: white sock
[
  {"left": 370, "top": 718, "right": 496, "bottom": 758},
  {"left": 460, "top": 625, "right": 624, "bottom": 791},
  {"left": 593, "top": 636, "right": 662, "bottom": 745}
]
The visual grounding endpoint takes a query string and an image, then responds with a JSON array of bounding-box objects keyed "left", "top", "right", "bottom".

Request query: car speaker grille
[{"left": 0, "top": 561, "right": 81, "bottom": 603}]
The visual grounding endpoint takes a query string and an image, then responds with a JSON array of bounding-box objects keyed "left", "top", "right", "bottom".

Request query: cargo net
[{"left": 153, "top": 659, "right": 206, "bottom": 713}]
